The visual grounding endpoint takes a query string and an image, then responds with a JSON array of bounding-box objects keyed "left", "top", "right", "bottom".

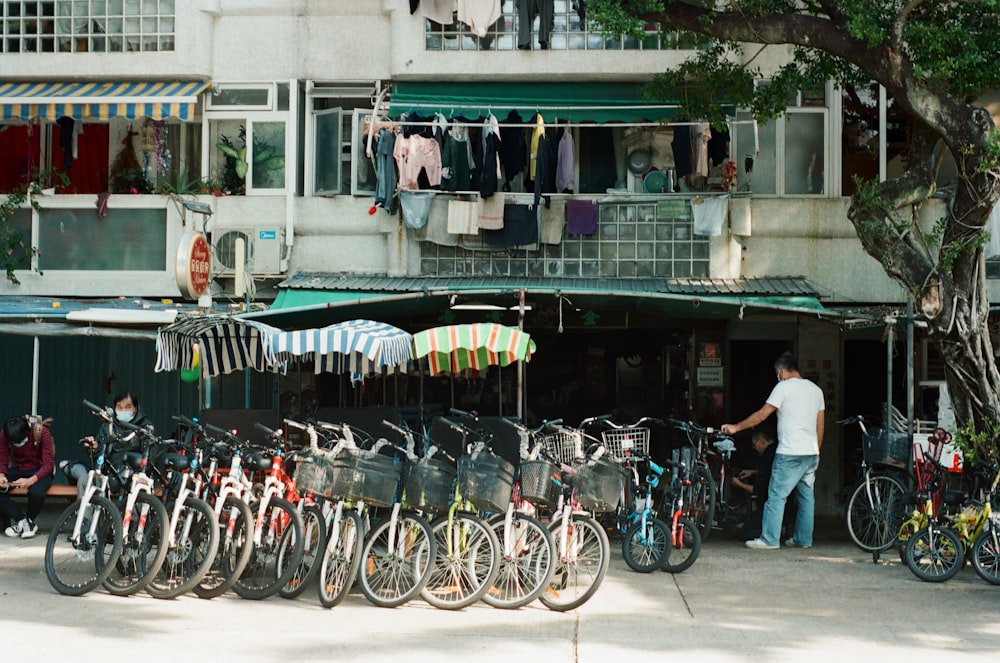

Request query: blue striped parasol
[
  {"left": 269, "top": 319, "right": 414, "bottom": 375},
  {"left": 155, "top": 316, "right": 283, "bottom": 377}
]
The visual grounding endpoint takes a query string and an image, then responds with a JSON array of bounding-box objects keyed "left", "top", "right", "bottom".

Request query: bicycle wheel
[
  {"left": 194, "top": 496, "right": 254, "bottom": 599},
  {"left": 103, "top": 492, "right": 170, "bottom": 596},
  {"left": 971, "top": 527, "right": 1000, "bottom": 585},
  {"left": 685, "top": 466, "right": 716, "bottom": 541},
  {"left": 147, "top": 496, "right": 220, "bottom": 599},
  {"left": 318, "top": 511, "right": 364, "bottom": 608},
  {"left": 659, "top": 517, "right": 702, "bottom": 573},
  {"left": 421, "top": 514, "right": 500, "bottom": 610},
  {"left": 539, "top": 513, "right": 610, "bottom": 612},
  {"left": 358, "top": 512, "right": 435, "bottom": 608},
  {"left": 483, "top": 512, "right": 555, "bottom": 609},
  {"left": 905, "top": 525, "right": 964, "bottom": 582},
  {"left": 621, "top": 517, "right": 671, "bottom": 573},
  {"left": 234, "top": 497, "right": 305, "bottom": 600},
  {"left": 45, "top": 496, "right": 124, "bottom": 596},
  {"left": 845, "top": 473, "right": 908, "bottom": 553},
  {"left": 279, "top": 503, "right": 326, "bottom": 599}
]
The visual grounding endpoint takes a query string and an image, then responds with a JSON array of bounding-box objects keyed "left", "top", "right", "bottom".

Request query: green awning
[{"left": 388, "top": 81, "right": 733, "bottom": 124}]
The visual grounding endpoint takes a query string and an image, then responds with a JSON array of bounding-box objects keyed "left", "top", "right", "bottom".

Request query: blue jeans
[{"left": 760, "top": 454, "right": 819, "bottom": 546}]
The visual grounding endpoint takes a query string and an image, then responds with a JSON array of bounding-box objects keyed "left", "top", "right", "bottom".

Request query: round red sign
[{"left": 175, "top": 231, "right": 212, "bottom": 299}]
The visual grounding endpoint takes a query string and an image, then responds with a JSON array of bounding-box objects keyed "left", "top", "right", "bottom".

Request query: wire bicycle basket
[
  {"left": 601, "top": 427, "right": 650, "bottom": 461},
  {"left": 518, "top": 458, "right": 562, "bottom": 508},
  {"left": 861, "top": 429, "right": 910, "bottom": 469},
  {"left": 457, "top": 451, "right": 515, "bottom": 513},
  {"left": 573, "top": 458, "right": 626, "bottom": 513},
  {"left": 539, "top": 430, "right": 584, "bottom": 464},
  {"left": 329, "top": 449, "right": 403, "bottom": 508},
  {"left": 403, "top": 457, "right": 457, "bottom": 513}
]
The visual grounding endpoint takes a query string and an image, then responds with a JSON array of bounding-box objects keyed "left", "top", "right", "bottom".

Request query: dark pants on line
[
  {"left": 0, "top": 468, "right": 53, "bottom": 523},
  {"left": 517, "top": 0, "right": 554, "bottom": 49}
]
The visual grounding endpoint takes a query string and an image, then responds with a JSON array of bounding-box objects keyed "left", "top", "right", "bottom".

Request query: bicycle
[
  {"left": 231, "top": 423, "right": 305, "bottom": 600},
  {"left": 840, "top": 415, "right": 910, "bottom": 560},
  {"left": 657, "top": 446, "right": 702, "bottom": 573},
  {"left": 667, "top": 419, "right": 726, "bottom": 541},
  {"left": 419, "top": 415, "right": 503, "bottom": 610},
  {"left": 44, "top": 434, "right": 124, "bottom": 596}
]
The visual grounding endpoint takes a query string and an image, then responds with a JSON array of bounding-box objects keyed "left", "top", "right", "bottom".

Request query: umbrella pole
[
  {"left": 516, "top": 288, "right": 526, "bottom": 420},
  {"left": 419, "top": 360, "right": 425, "bottom": 431},
  {"left": 498, "top": 365, "right": 503, "bottom": 417}
]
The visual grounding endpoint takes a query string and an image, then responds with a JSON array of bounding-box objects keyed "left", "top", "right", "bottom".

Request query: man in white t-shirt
[{"left": 721, "top": 352, "right": 825, "bottom": 550}]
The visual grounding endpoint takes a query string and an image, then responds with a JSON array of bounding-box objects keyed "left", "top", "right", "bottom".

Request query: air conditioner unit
[{"left": 211, "top": 227, "right": 284, "bottom": 277}]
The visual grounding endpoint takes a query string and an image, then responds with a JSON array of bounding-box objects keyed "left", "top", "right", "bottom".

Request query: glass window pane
[
  {"left": 784, "top": 112, "right": 825, "bottom": 195},
  {"left": 7, "top": 208, "right": 34, "bottom": 270},
  {"left": 212, "top": 88, "right": 269, "bottom": 107},
  {"left": 38, "top": 207, "right": 166, "bottom": 270},
  {"left": 841, "top": 83, "right": 879, "bottom": 196},
  {"left": 734, "top": 111, "right": 776, "bottom": 195},
  {"left": 313, "top": 110, "right": 342, "bottom": 195},
  {"left": 250, "top": 121, "right": 286, "bottom": 190},
  {"left": 210, "top": 119, "right": 245, "bottom": 194}
]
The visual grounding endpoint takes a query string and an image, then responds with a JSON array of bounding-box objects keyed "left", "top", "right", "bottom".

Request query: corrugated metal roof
[{"left": 277, "top": 274, "right": 818, "bottom": 297}]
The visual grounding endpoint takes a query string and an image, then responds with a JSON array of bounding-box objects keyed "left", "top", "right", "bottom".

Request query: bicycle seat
[
  {"left": 943, "top": 490, "right": 968, "bottom": 506},
  {"left": 205, "top": 443, "right": 233, "bottom": 464},
  {"left": 244, "top": 451, "right": 273, "bottom": 471},
  {"left": 122, "top": 451, "right": 143, "bottom": 470},
  {"left": 158, "top": 452, "right": 191, "bottom": 472}
]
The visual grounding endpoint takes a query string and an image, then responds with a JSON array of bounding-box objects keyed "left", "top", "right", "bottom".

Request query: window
[
  {"left": 305, "top": 84, "right": 378, "bottom": 197},
  {"left": 732, "top": 107, "right": 828, "bottom": 196},
  {"left": 841, "top": 82, "right": 912, "bottom": 195},
  {"left": 37, "top": 206, "right": 167, "bottom": 270},
  {"left": 1, "top": 0, "right": 175, "bottom": 53},
  {"left": 207, "top": 84, "right": 291, "bottom": 195},
  {"left": 423, "top": 1, "right": 706, "bottom": 51}
]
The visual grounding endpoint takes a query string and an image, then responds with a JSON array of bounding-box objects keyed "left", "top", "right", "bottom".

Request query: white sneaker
[
  {"left": 5, "top": 518, "right": 25, "bottom": 538},
  {"left": 20, "top": 518, "right": 38, "bottom": 539},
  {"left": 784, "top": 538, "right": 812, "bottom": 549},
  {"left": 745, "top": 538, "right": 779, "bottom": 550}
]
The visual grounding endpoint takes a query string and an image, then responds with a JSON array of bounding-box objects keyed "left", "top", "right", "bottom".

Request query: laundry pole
[{"left": 31, "top": 336, "right": 40, "bottom": 414}]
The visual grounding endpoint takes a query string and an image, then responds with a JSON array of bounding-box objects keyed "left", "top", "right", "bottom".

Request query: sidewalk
[{"left": 2, "top": 507, "right": 998, "bottom": 662}]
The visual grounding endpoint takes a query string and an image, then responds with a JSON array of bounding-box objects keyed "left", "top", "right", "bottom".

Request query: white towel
[
  {"left": 692, "top": 195, "right": 729, "bottom": 237},
  {"left": 447, "top": 199, "right": 479, "bottom": 235}
]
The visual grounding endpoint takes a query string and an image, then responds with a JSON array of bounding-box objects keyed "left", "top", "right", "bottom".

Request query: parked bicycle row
[
  {"left": 841, "top": 416, "right": 1000, "bottom": 585},
  {"left": 43, "top": 400, "right": 752, "bottom": 608}
]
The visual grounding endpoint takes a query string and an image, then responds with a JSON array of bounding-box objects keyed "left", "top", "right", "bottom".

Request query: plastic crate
[
  {"left": 861, "top": 429, "right": 910, "bottom": 469},
  {"left": 404, "top": 457, "right": 456, "bottom": 513},
  {"left": 293, "top": 453, "right": 337, "bottom": 498},
  {"left": 330, "top": 450, "right": 402, "bottom": 507},
  {"left": 601, "top": 428, "right": 650, "bottom": 460},
  {"left": 457, "top": 452, "right": 515, "bottom": 513},
  {"left": 572, "top": 458, "right": 625, "bottom": 513},
  {"left": 539, "top": 430, "right": 583, "bottom": 464},
  {"left": 519, "top": 459, "right": 561, "bottom": 508}
]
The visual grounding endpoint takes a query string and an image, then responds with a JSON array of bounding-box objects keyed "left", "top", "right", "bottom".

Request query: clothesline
[{"left": 374, "top": 118, "right": 750, "bottom": 129}]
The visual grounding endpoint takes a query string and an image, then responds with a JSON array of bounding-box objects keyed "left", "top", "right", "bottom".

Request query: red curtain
[
  {"left": 0, "top": 125, "right": 41, "bottom": 192},
  {"left": 51, "top": 122, "right": 110, "bottom": 194}
]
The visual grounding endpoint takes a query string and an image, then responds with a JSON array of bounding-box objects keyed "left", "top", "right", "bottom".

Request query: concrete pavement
[{"left": 2, "top": 511, "right": 998, "bottom": 662}]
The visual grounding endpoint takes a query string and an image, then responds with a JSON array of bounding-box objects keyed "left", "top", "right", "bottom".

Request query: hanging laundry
[
  {"left": 565, "top": 199, "right": 598, "bottom": 236},
  {"left": 373, "top": 128, "right": 399, "bottom": 215},
  {"left": 447, "top": 198, "right": 479, "bottom": 234},
  {"left": 556, "top": 129, "right": 575, "bottom": 193},
  {"left": 478, "top": 113, "right": 501, "bottom": 198},
  {"left": 500, "top": 110, "right": 526, "bottom": 191},
  {"left": 419, "top": 0, "right": 456, "bottom": 25},
  {"left": 531, "top": 122, "right": 555, "bottom": 211},
  {"left": 707, "top": 126, "right": 731, "bottom": 167},
  {"left": 516, "top": 0, "right": 555, "bottom": 49},
  {"left": 395, "top": 133, "right": 443, "bottom": 190},
  {"left": 671, "top": 124, "right": 693, "bottom": 179},
  {"left": 692, "top": 194, "right": 729, "bottom": 237},
  {"left": 484, "top": 204, "right": 538, "bottom": 247},
  {"left": 400, "top": 190, "right": 437, "bottom": 229},
  {"left": 457, "top": 0, "right": 502, "bottom": 37},
  {"left": 539, "top": 204, "right": 564, "bottom": 244},
  {"left": 442, "top": 125, "right": 473, "bottom": 191},
  {"left": 691, "top": 122, "right": 711, "bottom": 179},
  {"left": 414, "top": 197, "right": 459, "bottom": 246},
  {"left": 477, "top": 191, "right": 505, "bottom": 229}
]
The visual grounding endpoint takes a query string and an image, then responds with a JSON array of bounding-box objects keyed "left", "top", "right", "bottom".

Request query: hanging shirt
[
  {"left": 420, "top": 0, "right": 456, "bottom": 24},
  {"left": 529, "top": 114, "right": 545, "bottom": 180},
  {"left": 556, "top": 130, "right": 575, "bottom": 192},
  {"left": 691, "top": 122, "right": 711, "bottom": 178},
  {"left": 442, "top": 126, "right": 473, "bottom": 191},
  {"left": 457, "top": 0, "right": 502, "bottom": 37}
]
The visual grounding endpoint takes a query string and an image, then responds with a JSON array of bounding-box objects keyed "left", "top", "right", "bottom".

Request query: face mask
[
  {"left": 116, "top": 410, "right": 135, "bottom": 423},
  {"left": 11, "top": 436, "right": 28, "bottom": 448}
]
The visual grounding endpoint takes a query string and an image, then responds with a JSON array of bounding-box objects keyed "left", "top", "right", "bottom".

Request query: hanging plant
[{"left": 0, "top": 168, "right": 69, "bottom": 285}]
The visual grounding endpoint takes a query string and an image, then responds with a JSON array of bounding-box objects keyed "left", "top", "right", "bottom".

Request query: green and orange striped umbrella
[{"left": 412, "top": 323, "right": 536, "bottom": 376}]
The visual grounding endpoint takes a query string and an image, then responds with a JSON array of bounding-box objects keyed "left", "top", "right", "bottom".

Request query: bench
[{"left": 7, "top": 483, "right": 78, "bottom": 501}]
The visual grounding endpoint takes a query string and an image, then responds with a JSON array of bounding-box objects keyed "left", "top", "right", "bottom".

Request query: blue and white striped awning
[
  {"left": 0, "top": 80, "right": 210, "bottom": 121},
  {"left": 269, "top": 319, "right": 415, "bottom": 376},
  {"left": 155, "top": 316, "right": 284, "bottom": 378}
]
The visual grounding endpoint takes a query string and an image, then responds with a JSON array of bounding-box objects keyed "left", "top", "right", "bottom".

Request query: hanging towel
[
  {"left": 414, "top": 197, "right": 459, "bottom": 246},
  {"left": 539, "top": 204, "right": 564, "bottom": 245},
  {"left": 565, "top": 199, "right": 598, "bottom": 236},
  {"left": 692, "top": 195, "right": 729, "bottom": 237},
  {"left": 484, "top": 204, "right": 538, "bottom": 247},
  {"left": 457, "top": 0, "right": 502, "bottom": 37},
  {"left": 400, "top": 190, "right": 437, "bottom": 230},
  {"left": 447, "top": 198, "right": 479, "bottom": 234},
  {"left": 730, "top": 195, "right": 752, "bottom": 237},
  {"left": 477, "top": 192, "right": 505, "bottom": 229},
  {"left": 420, "top": 0, "right": 456, "bottom": 24}
]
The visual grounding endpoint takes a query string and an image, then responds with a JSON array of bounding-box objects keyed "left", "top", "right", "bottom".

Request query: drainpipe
[{"left": 283, "top": 78, "right": 298, "bottom": 272}]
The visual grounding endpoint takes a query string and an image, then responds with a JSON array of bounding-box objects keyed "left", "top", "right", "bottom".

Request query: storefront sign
[
  {"left": 697, "top": 366, "right": 724, "bottom": 387},
  {"left": 175, "top": 231, "right": 212, "bottom": 299}
]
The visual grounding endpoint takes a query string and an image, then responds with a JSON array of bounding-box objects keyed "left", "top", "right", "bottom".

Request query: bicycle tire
[
  {"left": 685, "top": 465, "right": 716, "bottom": 541},
  {"left": 970, "top": 527, "right": 1000, "bottom": 586},
  {"left": 279, "top": 503, "right": 326, "bottom": 599},
  {"left": 539, "top": 513, "right": 610, "bottom": 612},
  {"left": 194, "top": 496, "right": 254, "bottom": 599},
  {"left": 845, "top": 473, "right": 908, "bottom": 553},
  {"left": 45, "top": 496, "right": 124, "bottom": 596},
  {"left": 659, "top": 517, "right": 702, "bottom": 573},
  {"left": 103, "top": 491, "right": 170, "bottom": 596},
  {"left": 318, "top": 510, "right": 364, "bottom": 608},
  {"left": 359, "top": 512, "right": 435, "bottom": 608},
  {"left": 483, "top": 512, "right": 555, "bottom": 608},
  {"left": 147, "top": 496, "right": 220, "bottom": 599},
  {"left": 621, "top": 517, "right": 672, "bottom": 573},
  {"left": 421, "top": 514, "right": 500, "bottom": 610},
  {"left": 905, "top": 525, "right": 964, "bottom": 582},
  {"left": 234, "top": 497, "right": 305, "bottom": 600}
]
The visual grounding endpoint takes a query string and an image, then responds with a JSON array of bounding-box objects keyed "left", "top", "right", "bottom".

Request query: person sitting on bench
[{"left": 0, "top": 416, "right": 55, "bottom": 539}]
